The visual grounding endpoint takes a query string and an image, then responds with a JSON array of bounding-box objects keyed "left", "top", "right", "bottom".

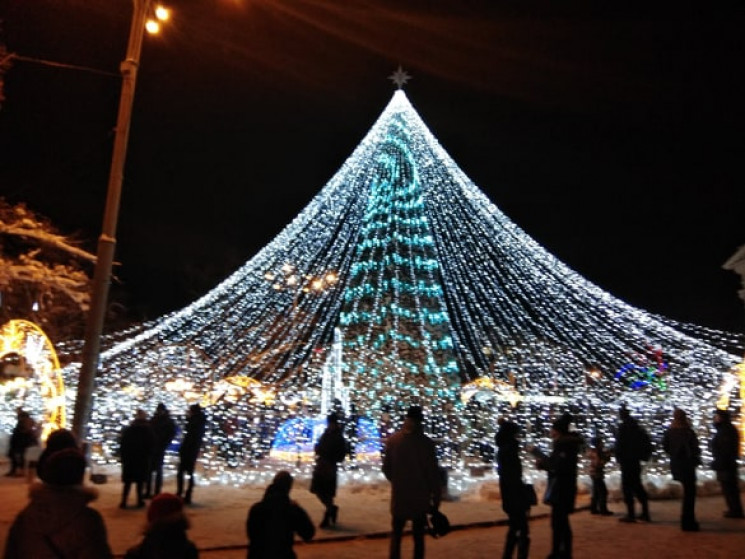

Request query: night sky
[{"left": 1, "top": 1, "right": 744, "bottom": 333}]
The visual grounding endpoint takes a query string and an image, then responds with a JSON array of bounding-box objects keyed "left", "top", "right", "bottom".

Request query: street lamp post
[{"left": 72, "top": 0, "right": 162, "bottom": 440}]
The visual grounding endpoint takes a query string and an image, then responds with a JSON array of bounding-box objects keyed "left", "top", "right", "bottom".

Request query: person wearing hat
[
  {"left": 124, "top": 493, "right": 198, "bottom": 558},
  {"left": 309, "top": 412, "right": 347, "bottom": 528},
  {"left": 530, "top": 412, "right": 583, "bottom": 559},
  {"left": 177, "top": 404, "right": 207, "bottom": 505},
  {"left": 4, "top": 447, "right": 113, "bottom": 558},
  {"left": 247, "top": 470, "right": 315, "bottom": 559},
  {"left": 663, "top": 408, "right": 701, "bottom": 531},
  {"left": 710, "top": 408, "right": 744, "bottom": 518},
  {"left": 383, "top": 405, "right": 443, "bottom": 559}
]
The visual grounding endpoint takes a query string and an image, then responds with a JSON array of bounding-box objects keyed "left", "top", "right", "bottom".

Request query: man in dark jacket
[
  {"left": 663, "top": 408, "right": 701, "bottom": 531},
  {"left": 496, "top": 418, "right": 530, "bottom": 559},
  {"left": 120, "top": 409, "right": 156, "bottom": 509},
  {"left": 615, "top": 406, "right": 651, "bottom": 523},
  {"left": 146, "top": 403, "right": 177, "bottom": 498},
  {"left": 177, "top": 404, "right": 207, "bottom": 505},
  {"left": 383, "top": 405, "right": 443, "bottom": 559},
  {"left": 710, "top": 409, "right": 744, "bottom": 518},
  {"left": 531, "top": 412, "right": 583, "bottom": 559},
  {"left": 246, "top": 470, "right": 315, "bottom": 559}
]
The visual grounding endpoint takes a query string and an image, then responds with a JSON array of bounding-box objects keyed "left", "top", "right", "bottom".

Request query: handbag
[
  {"left": 543, "top": 478, "right": 555, "bottom": 505},
  {"left": 523, "top": 483, "right": 538, "bottom": 507},
  {"left": 428, "top": 509, "right": 451, "bottom": 538}
]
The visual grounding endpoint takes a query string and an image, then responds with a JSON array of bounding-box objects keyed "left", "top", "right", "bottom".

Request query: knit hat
[
  {"left": 41, "top": 448, "right": 86, "bottom": 486},
  {"left": 406, "top": 405, "right": 424, "bottom": 422},
  {"left": 147, "top": 493, "right": 184, "bottom": 523}
]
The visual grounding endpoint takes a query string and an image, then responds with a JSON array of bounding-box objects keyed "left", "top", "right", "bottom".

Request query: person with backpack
[{"left": 615, "top": 405, "right": 651, "bottom": 523}]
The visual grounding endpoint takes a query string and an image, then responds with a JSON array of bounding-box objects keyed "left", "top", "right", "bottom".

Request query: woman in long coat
[
  {"left": 310, "top": 413, "right": 347, "bottom": 528},
  {"left": 663, "top": 408, "right": 701, "bottom": 531}
]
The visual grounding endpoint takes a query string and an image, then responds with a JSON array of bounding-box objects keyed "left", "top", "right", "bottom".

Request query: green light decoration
[{"left": 15, "top": 88, "right": 741, "bottom": 485}]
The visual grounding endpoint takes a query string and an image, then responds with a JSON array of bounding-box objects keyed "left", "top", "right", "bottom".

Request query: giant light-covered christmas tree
[{"left": 38, "top": 77, "right": 742, "bottom": 481}]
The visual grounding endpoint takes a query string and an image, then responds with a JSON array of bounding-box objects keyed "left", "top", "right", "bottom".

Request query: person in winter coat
[
  {"left": 120, "top": 409, "right": 156, "bottom": 509},
  {"left": 3, "top": 447, "right": 113, "bottom": 558},
  {"left": 5, "top": 410, "right": 38, "bottom": 477},
  {"left": 146, "top": 403, "right": 177, "bottom": 498},
  {"left": 710, "top": 408, "right": 744, "bottom": 518},
  {"left": 383, "top": 405, "right": 443, "bottom": 559},
  {"left": 530, "top": 412, "right": 583, "bottom": 559},
  {"left": 495, "top": 418, "right": 530, "bottom": 559},
  {"left": 663, "top": 408, "right": 701, "bottom": 531},
  {"left": 124, "top": 493, "right": 198, "bottom": 559},
  {"left": 587, "top": 435, "right": 613, "bottom": 515},
  {"left": 309, "top": 412, "right": 347, "bottom": 528},
  {"left": 615, "top": 406, "right": 651, "bottom": 523},
  {"left": 177, "top": 404, "right": 207, "bottom": 504},
  {"left": 246, "top": 470, "right": 315, "bottom": 559},
  {"left": 36, "top": 428, "right": 79, "bottom": 482}
]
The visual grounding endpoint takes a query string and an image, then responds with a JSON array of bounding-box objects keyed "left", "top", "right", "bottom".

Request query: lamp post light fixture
[{"left": 72, "top": 1, "right": 170, "bottom": 441}]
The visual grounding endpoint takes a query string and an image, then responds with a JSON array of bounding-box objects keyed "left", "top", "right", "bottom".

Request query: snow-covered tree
[{"left": 0, "top": 197, "right": 95, "bottom": 341}]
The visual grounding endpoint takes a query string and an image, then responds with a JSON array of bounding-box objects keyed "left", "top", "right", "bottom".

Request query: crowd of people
[{"left": 2, "top": 403, "right": 743, "bottom": 559}]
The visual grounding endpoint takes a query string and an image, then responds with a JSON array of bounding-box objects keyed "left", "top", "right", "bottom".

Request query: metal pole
[{"left": 72, "top": 0, "right": 152, "bottom": 441}]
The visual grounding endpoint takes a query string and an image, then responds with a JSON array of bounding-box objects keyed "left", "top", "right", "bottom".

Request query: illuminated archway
[{"left": 0, "top": 319, "right": 65, "bottom": 438}]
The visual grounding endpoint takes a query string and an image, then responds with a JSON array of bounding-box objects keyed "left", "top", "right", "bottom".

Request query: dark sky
[{"left": 1, "top": 0, "right": 744, "bottom": 332}]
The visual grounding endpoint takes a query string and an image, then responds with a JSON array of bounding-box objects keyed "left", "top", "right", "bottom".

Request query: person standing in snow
[
  {"left": 383, "top": 405, "right": 443, "bottom": 559},
  {"left": 177, "top": 404, "right": 207, "bottom": 505}
]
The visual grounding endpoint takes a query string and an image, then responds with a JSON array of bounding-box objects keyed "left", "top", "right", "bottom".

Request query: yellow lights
[
  {"left": 145, "top": 4, "right": 171, "bottom": 35},
  {"left": 154, "top": 5, "right": 170, "bottom": 21}
]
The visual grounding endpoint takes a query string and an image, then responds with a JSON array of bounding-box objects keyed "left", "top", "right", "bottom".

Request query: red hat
[{"left": 147, "top": 493, "right": 184, "bottom": 523}]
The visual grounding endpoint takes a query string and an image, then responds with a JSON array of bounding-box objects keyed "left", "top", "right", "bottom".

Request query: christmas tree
[{"left": 42, "top": 85, "right": 743, "bottom": 480}]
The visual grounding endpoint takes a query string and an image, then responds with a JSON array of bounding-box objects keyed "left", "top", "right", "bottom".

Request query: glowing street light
[{"left": 72, "top": 1, "right": 170, "bottom": 441}]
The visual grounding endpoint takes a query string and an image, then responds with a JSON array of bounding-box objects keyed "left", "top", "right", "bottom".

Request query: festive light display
[
  {"left": 4, "top": 89, "right": 741, "bottom": 484},
  {"left": 0, "top": 320, "right": 66, "bottom": 439}
]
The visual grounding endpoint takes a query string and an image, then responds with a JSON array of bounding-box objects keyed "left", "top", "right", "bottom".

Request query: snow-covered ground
[{"left": 1, "top": 461, "right": 743, "bottom": 558}]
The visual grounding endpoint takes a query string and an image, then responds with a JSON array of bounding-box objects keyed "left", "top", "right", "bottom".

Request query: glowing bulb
[
  {"left": 145, "top": 19, "right": 160, "bottom": 34},
  {"left": 155, "top": 5, "right": 170, "bottom": 21}
]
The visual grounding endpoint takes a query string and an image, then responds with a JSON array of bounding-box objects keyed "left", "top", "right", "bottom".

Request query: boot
[
  {"left": 320, "top": 509, "right": 331, "bottom": 528},
  {"left": 331, "top": 505, "right": 339, "bottom": 525},
  {"left": 502, "top": 532, "right": 517, "bottom": 559}
]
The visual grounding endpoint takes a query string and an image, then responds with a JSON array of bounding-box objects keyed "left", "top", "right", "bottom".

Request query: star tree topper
[{"left": 389, "top": 65, "right": 412, "bottom": 89}]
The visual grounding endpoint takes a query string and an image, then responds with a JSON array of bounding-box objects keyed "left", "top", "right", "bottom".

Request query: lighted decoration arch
[{"left": 0, "top": 319, "right": 65, "bottom": 438}]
